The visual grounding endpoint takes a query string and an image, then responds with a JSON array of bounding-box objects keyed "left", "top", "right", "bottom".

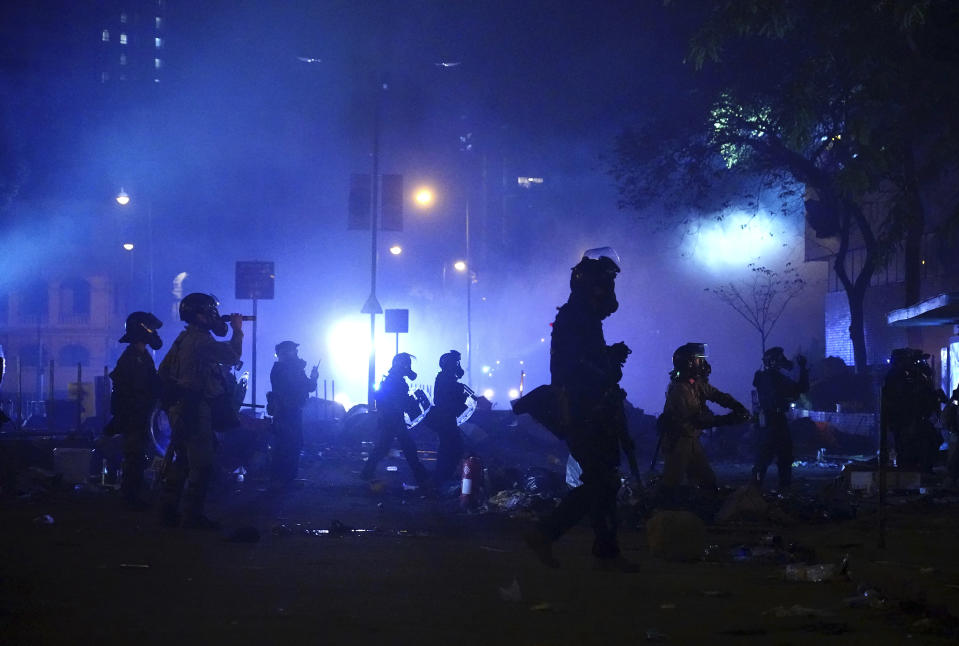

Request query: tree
[
  {"left": 612, "top": 0, "right": 959, "bottom": 372},
  {"left": 706, "top": 263, "right": 805, "bottom": 358}
]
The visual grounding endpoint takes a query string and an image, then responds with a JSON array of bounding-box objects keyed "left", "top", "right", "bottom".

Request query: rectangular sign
[{"left": 235, "top": 261, "right": 275, "bottom": 300}]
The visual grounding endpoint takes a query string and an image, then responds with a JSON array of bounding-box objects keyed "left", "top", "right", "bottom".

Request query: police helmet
[
  {"left": 119, "top": 311, "right": 164, "bottom": 350},
  {"left": 179, "top": 293, "right": 228, "bottom": 336},
  {"left": 672, "top": 342, "right": 710, "bottom": 380},
  {"left": 762, "top": 346, "right": 793, "bottom": 371},
  {"left": 275, "top": 340, "right": 299, "bottom": 356},
  {"left": 391, "top": 352, "right": 417, "bottom": 380},
  {"left": 439, "top": 350, "right": 465, "bottom": 379},
  {"left": 570, "top": 247, "right": 621, "bottom": 317}
]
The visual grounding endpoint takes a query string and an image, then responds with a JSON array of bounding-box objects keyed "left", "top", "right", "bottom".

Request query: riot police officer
[
  {"left": 108, "top": 311, "right": 163, "bottom": 508},
  {"left": 360, "top": 353, "right": 430, "bottom": 486},
  {"left": 157, "top": 293, "right": 243, "bottom": 529},
  {"left": 524, "top": 247, "right": 638, "bottom": 572},
  {"left": 268, "top": 341, "right": 318, "bottom": 490},
  {"left": 659, "top": 343, "right": 750, "bottom": 495},
  {"left": 881, "top": 348, "right": 944, "bottom": 472},
  {"left": 751, "top": 347, "right": 808, "bottom": 491},
  {"left": 423, "top": 350, "right": 468, "bottom": 487}
]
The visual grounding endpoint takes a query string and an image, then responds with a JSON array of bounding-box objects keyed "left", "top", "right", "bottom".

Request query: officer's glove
[
  {"left": 608, "top": 341, "right": 632, "bottom": 367},
  {"left": 734, "top": 406, "right": 752, "bottom": 423}
]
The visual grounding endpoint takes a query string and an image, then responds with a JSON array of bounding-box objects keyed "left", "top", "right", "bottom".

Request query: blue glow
[{"left": 686, "top": 210, "right": 787, "bottom": 269}]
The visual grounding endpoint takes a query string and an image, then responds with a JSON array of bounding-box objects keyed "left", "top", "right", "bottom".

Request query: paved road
[{"left": 3, "top": 440, "right": 959, "bottom": 646}]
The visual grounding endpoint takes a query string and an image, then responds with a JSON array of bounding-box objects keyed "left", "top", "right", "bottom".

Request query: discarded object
[
  {"left": 784, "top": 563, "right": 837, "bottom": 582},
  {"left": 765, "top": 604, "right": 834, "bottom": 618},
  {"left": 646, "top": 510, "right": 705, "bottom": 562},
  {"left": 716, "top": 484, "right": 768, "bottom": 522},
  {"left": 119, "top": 563, "right": 150, "bottom": 569},
  {"left": 498, "top": 578, "right": 522, "bottom": 602},
  {"left": 530, "top": 602, "right": 553, "bottom": 612},
  {"left": 659, "top": 603, "right": 676, "bottom": 610},
  {"left": 645, "top": 629, "right": 669, "bottom": 642},
  {"left": 386, "top": 466, "right": 399, "bottom": 472},
  {"left": 33, "top": 514, "right": 55, "bottom": 525}
]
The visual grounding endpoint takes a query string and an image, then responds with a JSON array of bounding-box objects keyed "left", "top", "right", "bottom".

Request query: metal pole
[
  {"left": 16, "top": 356, "right": 22, "bottom": 428},
  {"left": 465, "top": 199, "right": 472, "bottom": 387},
  {"left": 148, "top": 199, "right": 154, "bottom": 314},
  {"left": 252, "top": 298, "right": 258, "bottom": 415},
  {"left": 367, "top": 79, "right": 382, "bottom": 409},
  {"left": 878, "top": 385, "right": 887, "bottom": 549},
  {"left": 76, "top": 362, "right": 83, "bottom": 433},
  {"left": 48, "top": 359, "right": 55, "bottom": 432}
]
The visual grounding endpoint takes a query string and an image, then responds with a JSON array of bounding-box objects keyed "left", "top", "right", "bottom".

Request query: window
[
  {"left": 101, "top": 72, "right": 109, "bottom": 83},
  {"left": 154, "top": 58, "right": 162, "bottom": 69},
  {"left": 120, "top": 12, "right": 127, "bottom": 24},
  {"left": 120, "top": 33, "right": 127, "bottom": 45},
  {"left": 102, "top": 29, "right": 110, "bottom": 42},
  {"left": 120, "top": 54, "right": 126, "bottom": 65},
  {"left": 155, "top": 37, "right": 163, "bottom": 48},
  {"left": 155, "top": 16, "right": 162, "bottom": 29},
  {"left": 58, "top": 279, "right": 91, "bottom": 323}
]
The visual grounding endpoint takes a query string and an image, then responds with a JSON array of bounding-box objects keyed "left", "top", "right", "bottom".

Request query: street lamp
[
  {"left": 389, "top": 244, "right": 402, "bottom": 255},
  {"left": 115, "top": 188, "right": 155, "bottom": 314},
  {"left": 416, "top": 184, "right": 473, "bottom": 386}
]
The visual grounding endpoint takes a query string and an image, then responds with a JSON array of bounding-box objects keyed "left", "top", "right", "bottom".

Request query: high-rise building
[{"left": 97, "top": 0, "right": 166, "bottom": 87}]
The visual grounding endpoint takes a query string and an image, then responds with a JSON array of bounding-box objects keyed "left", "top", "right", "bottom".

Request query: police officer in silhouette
[
  {"left": 882, "top": 348, "right": 944, "bottom": 472},
  {"left": 157, "top": 293, "right": 243, "bottom": 529},
  {"left": 360, "top": 353, "right": 430, "bottom": 486},
  {"left": 751, "top": 346, "right": 808, "bottom": 491},
  {"left": 524, "top": 247, "right": 638, "bottom": 572},
  {"left": 108, "top": 311, "right": 163, "bottom": 508},
  {"left": 423, "top": 350, "right": 469, "bottom": 487},
  {"left": 268, "top": 341, "right": 318, "bottom": 490}
]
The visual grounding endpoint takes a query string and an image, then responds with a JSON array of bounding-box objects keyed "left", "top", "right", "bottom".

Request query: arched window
[
  {"left": 59, "top": 278, "right": 91, "bottom": 323},
  {"left": 58, "top": 344, "right": 91, "bottom": 367}
]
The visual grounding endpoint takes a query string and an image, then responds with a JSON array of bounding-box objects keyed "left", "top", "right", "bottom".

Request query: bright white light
[
  {"left": 389, "top": 245, "right": 402, "bottom": 255},
  {"left": 688, "top": 209, "right": 788, "bottom": 269},
  {"left": 413, "top": 187, "right": 434, "bottom": 207},
  {"left": 333, "top": 392, "right": 352, "bottom": 409},
  {"left": 326, "top": 315, "right": 397, "bottom": 407},
  {"left": 453, "top": 260, "right": 467, "bottom": 272},
  {"left": 122, "top": 242, "right": 134, "bottom": 251},
  {"left": 508, "top": 388, "right": 519, "bottom": 399},
  {"left": 482, "top": 388, "right": 494, "bottom": 399},
  {"left": 481, "top": 365, "right": 490, "bottom": 374},
  {"left": 116, "top": 189, "right": 130, "bottom": 206}
]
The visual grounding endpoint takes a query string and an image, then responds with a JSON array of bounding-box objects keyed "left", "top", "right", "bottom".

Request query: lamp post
[
  {"left": 415, "top": 185, "right": 473, "bottom": 386},
  {"left": 116, "top": 189, "right": 154, "bottom": 313}
]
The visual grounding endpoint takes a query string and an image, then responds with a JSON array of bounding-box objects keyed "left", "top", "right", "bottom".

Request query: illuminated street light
[
  {"left": 413, "top": 187, "right": 434, "bottom": 208},
  {"left": 453, "top": 260, "right": 467, "bottom": 272},
  {"left": 389, "top": 244, "right": 402, "bottom": 255},
  {"left": 122, "top": 242, "right": 135, "bottom": 251},
  {"left": 116, "top": 189, "right": 130, "bottom": 206}
]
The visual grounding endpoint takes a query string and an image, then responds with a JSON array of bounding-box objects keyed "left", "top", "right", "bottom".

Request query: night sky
[{"left": 0, "top": 1, "right": 823, "bottom": 411}]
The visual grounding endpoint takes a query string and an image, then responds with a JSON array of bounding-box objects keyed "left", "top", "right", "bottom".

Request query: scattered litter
[
  {"left": 720, "top": 627, "right": 766, "bottom": 636},
  {"left": 765, "top": 604, "right": 834, "bottom": 618},
  {"left": 386, "top": 466, "right": 398, "bottom": 472},
  {"left": 401, "top": 482, "right": 418, "bottom": 491},
  {"left": 702, "top": 590, "right": 730, "bottom": 597},
  {"left": 119, "top": 563, "right": 150, "bottom": 569},
  {"left": 33, "top": 514, "right": 55, "bottom": 525},
  {"left": 530, "top": 602, "right": 553, "bottom": 612},
  {"left": 498, "top": 578, "right": 522, "bottom": 602},
  {"left": 480, "top": 545, "right": 508, "bottom": 553},
  {"left": 645, "top": 629, "right": 669, "bottom": 641},
  {"left": 919, "top": 567, "right": 936, "bottom": 574},
  {"left": 784, "top": 563, "right": 837, "bottom": 582},
  {"left": 659, "top": 603, "right": 676, "bottom": 610}
]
